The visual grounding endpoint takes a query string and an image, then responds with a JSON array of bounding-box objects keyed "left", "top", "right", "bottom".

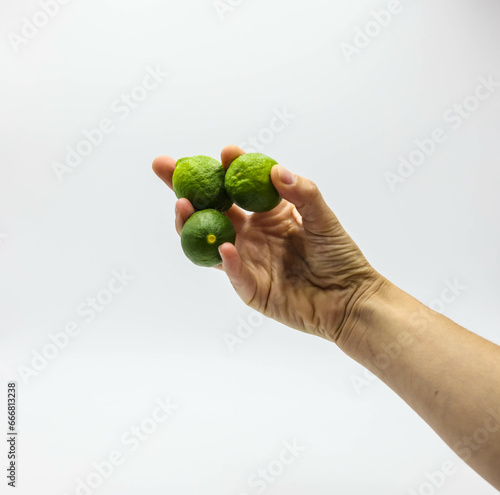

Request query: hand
[{"left": 153, "top": 145, "right": 384, "bottom": 344}]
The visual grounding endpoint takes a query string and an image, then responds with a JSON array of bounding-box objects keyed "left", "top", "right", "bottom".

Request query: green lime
[
  {"left": 181, "top": 209, "right": 236, "bottom": 267},
  {"left": 225, "top": 153, "right": 282, "bottom": 213},
  {"left": 173, "top": 155, "right": 233, "bottom": 212}
]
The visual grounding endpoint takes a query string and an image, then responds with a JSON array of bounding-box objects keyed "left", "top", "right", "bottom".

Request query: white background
[{"left": 1, "top": 0, "right": 500, "bottom": 494}]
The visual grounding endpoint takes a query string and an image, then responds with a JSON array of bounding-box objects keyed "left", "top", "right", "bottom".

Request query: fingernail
[{"left": 278, "top": 165, "right": 295, "bottom": 185}]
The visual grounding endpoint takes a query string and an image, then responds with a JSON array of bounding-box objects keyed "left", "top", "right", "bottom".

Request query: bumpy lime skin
[
  {"left": 225, "top": 153, "right": 282, "bottom": 213},
  {"left": 181, "top": 209, "right": 236, "bottom": 267},
  {"left": 173, "top": 155, "right": 233, "bottom": 212}
]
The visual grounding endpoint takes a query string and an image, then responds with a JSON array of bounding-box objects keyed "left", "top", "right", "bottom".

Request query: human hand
[{"left": 153, "top": 145, "right": 385, "bottom": 344}]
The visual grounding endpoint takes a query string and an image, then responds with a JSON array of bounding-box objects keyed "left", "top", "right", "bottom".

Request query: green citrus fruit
[
  {"left": 173, "top": 155, "right": 233, "bottom": 212},
  {"left": 225, "top": 153, "right": 282, "bottom": 213},
  {"left": 181, "top": 209, "right": 236, "bottom": 267}
]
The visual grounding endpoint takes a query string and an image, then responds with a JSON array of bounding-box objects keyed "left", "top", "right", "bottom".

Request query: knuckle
[{"left": 304, "top": 179, "right": 320, "bottom": 200}]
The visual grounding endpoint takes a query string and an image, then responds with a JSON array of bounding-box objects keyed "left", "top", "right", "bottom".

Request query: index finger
[
  {"left": 152, "top": 155, "right": 176, "bottom": 189},
  {"left": 220, "top": 145, "right": 246, "bottom": 170}
]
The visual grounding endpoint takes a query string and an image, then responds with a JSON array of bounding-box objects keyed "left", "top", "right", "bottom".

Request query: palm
[{"left": 231, "top": 199, "right": 373, "bottom": 339}]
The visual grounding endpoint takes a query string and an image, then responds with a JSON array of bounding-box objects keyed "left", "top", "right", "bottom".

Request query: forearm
[{"left": 339, "top": 279, "right": 500, "bottom": 489}]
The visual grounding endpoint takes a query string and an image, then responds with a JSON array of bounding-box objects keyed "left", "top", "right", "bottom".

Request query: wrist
[
  {"left": 334, "top": 274, "right": 411, "bottom": 364},
  {"left": 336, "top": 273, "right": 439, "bottom": 379}
]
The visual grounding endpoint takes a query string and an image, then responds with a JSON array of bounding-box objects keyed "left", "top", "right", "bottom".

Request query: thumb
[
  {"left": 218, "top": 243, "right": 257, "bottom": 306},
  {"left": 271, "top": 165, "right": 339, "bottom": 236}
]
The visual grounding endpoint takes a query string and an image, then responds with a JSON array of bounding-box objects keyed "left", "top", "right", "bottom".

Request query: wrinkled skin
[{"left": 153, "top": 145, "right": 385, "bottom": 344}]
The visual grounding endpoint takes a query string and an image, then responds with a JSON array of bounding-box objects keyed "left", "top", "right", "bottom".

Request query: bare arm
[
  {"left": 153, "top": 145, "right": 500, "bottom": 490},
  {"left": 339, "top": 279, "right": 500, "bottom": 488}
]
